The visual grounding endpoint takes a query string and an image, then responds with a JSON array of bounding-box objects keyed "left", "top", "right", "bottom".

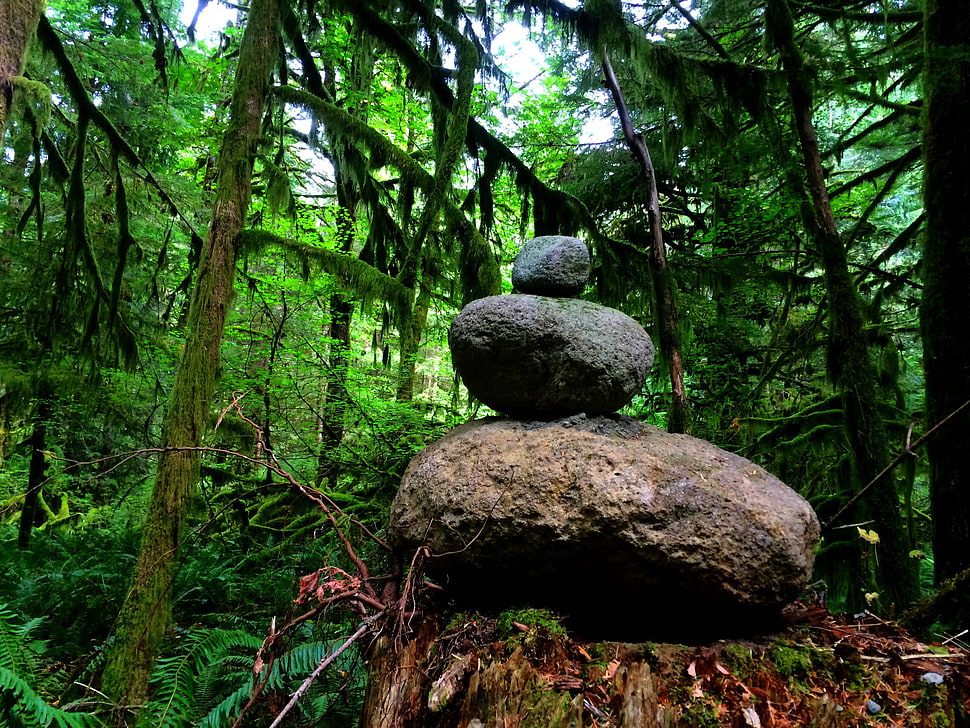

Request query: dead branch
[{"left": 822, "top": 398, "right": 970, "bottom": 532}]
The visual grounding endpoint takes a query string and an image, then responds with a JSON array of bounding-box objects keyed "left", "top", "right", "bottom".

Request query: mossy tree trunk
[
  {"left": 765, "top": 0, "right": 919, "bottom": 611},
  {"left": 0, "top": 0, "right": 43, "bottom": 137},
  {"left": 921, "top": 0, "right": 970, "bottom": 616},
  {"left": 17, "top": 396, "right": 50, "bottom": 549},
  {"left": 395, "top": 288, "right": 431, "bottom": 403},
  {"left": 100, "top": 0, "right": 281, "bottom": 714},
  {"left": 316, "top": 204, "right": 355, "bottom": 487}
]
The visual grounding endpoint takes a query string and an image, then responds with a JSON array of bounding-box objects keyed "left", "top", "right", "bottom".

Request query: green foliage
[
  {"left": 0, "top": 667, "right": 103, "bottom": 728},
  {"left": 139, "top": 623, "right": 366, "bottom": 728},
  {"left": 0, "top": 0, "right": 959, "bottom": 714},
  {"left": 0, "top": 605, "right": 103, "bottom": 728},
  {"left": 0, "top": 531, "right": 137, "bottom": 656},
  {"left": 139, "top": 628, "right": 262, "bottom": 728}
]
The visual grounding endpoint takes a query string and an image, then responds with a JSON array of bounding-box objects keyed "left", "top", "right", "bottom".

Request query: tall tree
[
  {"left": 16, "top": 394, "right": 50, "bottom": 549},
  {"left": 763, "top": 0, "right": 919, "bottom": 611},
  {"left": 921, "top": 0, "right": 970, "bottom": 615},
  {"left": 100, "top": 0, "right": 282, "bottom": 711}
]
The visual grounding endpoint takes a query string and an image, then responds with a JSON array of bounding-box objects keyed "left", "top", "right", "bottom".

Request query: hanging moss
[
  {"left": 397, "top": 14, "right": 477, "bottom": 287},
  {"left": 34, "top": 16, "right": 201, "bottom": 240},
  {"left": 237, "top": 229, "right": 415, "bottom": 314},
  {"left": 9, "top": 77, "right": 51, "bottom": 138},
  {"left": 320, "top": 0, "right": 600, "bottom": 241},
  {"left": 275, "top": 85, "right": 500, "bottom": 307}
]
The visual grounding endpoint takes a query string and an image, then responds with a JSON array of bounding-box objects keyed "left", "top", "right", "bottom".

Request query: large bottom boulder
[{"left": 389, "top": 415, "right": 820, "bottom": 640}]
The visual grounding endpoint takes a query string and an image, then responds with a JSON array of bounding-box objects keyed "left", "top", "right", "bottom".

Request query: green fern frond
[
  {"left": 197, "top": 681, "right": 254, "bottom": 728},
  {"left": 276, "top": 640, "right": 341, "bottom": 677},
  {"left": 140, "top": 629, "right": 262, "bottom": 728},
  {"left": 0, "top": 666, "right": 102, "bottom": 728},
  {"left": 0, "top": 605, "right": 40, "bottom": 682}
]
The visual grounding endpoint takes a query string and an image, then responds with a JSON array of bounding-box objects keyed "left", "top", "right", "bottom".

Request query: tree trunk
[
  {"left": 0, "top": 0, "right": 43, "bottom": 137},
  {"left": 315, "top": 295, "right": 352, "bottom": 488},
  {"left": 100, "top": 0, "right": 281, "bottom": 713},
  {"left": 395, "top": 289, "right": 430, "bottom": 403},
  {"left": 17, "top": 396, "right": 50, "bottom": 549},
  {"left": 601, "top": 56, "right": 689, "bottom": 434},
  {"left": 921, "top": 0, "right": 970, "bottom": 616},
  {"left": 359, "top": 614, "right": 443, "bottom": 728},
  {"left": 765, "top": 0, "right": 919, "bottom": 611},
  {"left": 315, "top": 166, "right": 356, "bottom": 487}
]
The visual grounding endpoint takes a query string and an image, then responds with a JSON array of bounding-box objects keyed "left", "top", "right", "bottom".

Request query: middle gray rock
[{"left": 449, "top": 294, "right": 655, "bottom": 417}]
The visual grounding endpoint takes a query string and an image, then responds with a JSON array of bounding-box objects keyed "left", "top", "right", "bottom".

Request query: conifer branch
[{"left": 35, "top": 16, "right": 202, "bottom": 242}]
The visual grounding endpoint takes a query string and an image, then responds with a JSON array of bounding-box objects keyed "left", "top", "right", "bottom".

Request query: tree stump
[{"left": 357, "top": 607, "right": 970, "bottom": 728}]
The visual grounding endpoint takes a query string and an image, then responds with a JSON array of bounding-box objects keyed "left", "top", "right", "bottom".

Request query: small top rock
[{"left": 512, "top": 236, "right": 590, "bottom": 297}]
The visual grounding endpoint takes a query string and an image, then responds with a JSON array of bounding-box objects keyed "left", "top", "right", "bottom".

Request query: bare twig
[
  {"left": 823, "top": 398, "right": 970, "bottom": 532},
  {"left": 266, "top": 616, "right": 377, "bottom": 728}
]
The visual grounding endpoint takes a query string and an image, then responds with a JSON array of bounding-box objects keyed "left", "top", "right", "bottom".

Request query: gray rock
[
  {"left": 389, "top": 416, "right": 820, "bottom": 639},
  {"left": 512, "top": 236, "right": 590, "bottom": 296},
  {"left": 449, "top": 295, "right": 653, "bottom": 417}
]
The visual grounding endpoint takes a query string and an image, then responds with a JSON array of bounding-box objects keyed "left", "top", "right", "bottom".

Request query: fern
[
  {"left": 139, "top": 629, "right": 261, "bottom": 728},
  {"left": 0, "top": 605, "right": 41, "bottom": 679},
  {"left": 0, "top": 607, "right": 102, "bottom": 728},
  {"left": 141, "top": 624, "right": 368, "bottom": 728},
  {"left": 0, "top": 667, "right": 102, "bottom": 728},
  {"left": 196, "top": 682, "right": 253, "bottom": 728}
]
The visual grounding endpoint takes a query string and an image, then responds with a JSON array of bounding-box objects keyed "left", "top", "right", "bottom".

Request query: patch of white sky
[
  {"left": 180, "top": 0, "right": 238, "bottom": 42},
  {"left": 488, "top": 20, "right": 615, "bottom": 144},
  {"left": 481, "top": 1, "right": 695, "bottom": 144}
]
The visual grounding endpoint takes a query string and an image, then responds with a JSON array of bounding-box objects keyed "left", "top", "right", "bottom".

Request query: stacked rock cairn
[{"left": 389, "top": 236, "right": 820, "bottom": 639}]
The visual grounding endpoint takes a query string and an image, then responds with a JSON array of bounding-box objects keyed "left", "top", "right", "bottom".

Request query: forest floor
[{"left": 411, "top": 603, "right": 970, "bottom": 728}]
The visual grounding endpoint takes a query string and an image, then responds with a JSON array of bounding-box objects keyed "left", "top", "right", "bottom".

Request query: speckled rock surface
[
  {"left": 449, "top": 295, "right": 654, "bottom": 417},
  {"left": 511, "top": 235, "right": 590, "bottom": 297},
  {"left": 389, "top": 415, "right": 820, "bottom": 637}
]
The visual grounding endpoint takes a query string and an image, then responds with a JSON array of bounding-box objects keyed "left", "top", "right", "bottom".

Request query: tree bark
[
  {"left": 765, "top": 0, "right": 919, "bottom": 610},
  {"left": 921, "top": 0, "right": 970, "bottom": 610},
  {"left": 315, "top": 295, "right": 352, "bottom": 487},
  {"left": 100, "top": 0, "right": 281, "bottom": 712},
  {"left": 601, "top": 55, "right": 689, "bottom": 434},
  {"left": 315, "top": 159, "right": 356, "bottom": 486},
  {"left": 359, "top": 615, "right": 443, "bottom": 728},
  {"left": 0, "top": 0, "right": 43, "bottom": 137},
  {"left": 17, "top": 396, "right": 50, "bottom": 549},
  {"left": 395, "top": 289, "right": 430, "bottom": 403}
]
